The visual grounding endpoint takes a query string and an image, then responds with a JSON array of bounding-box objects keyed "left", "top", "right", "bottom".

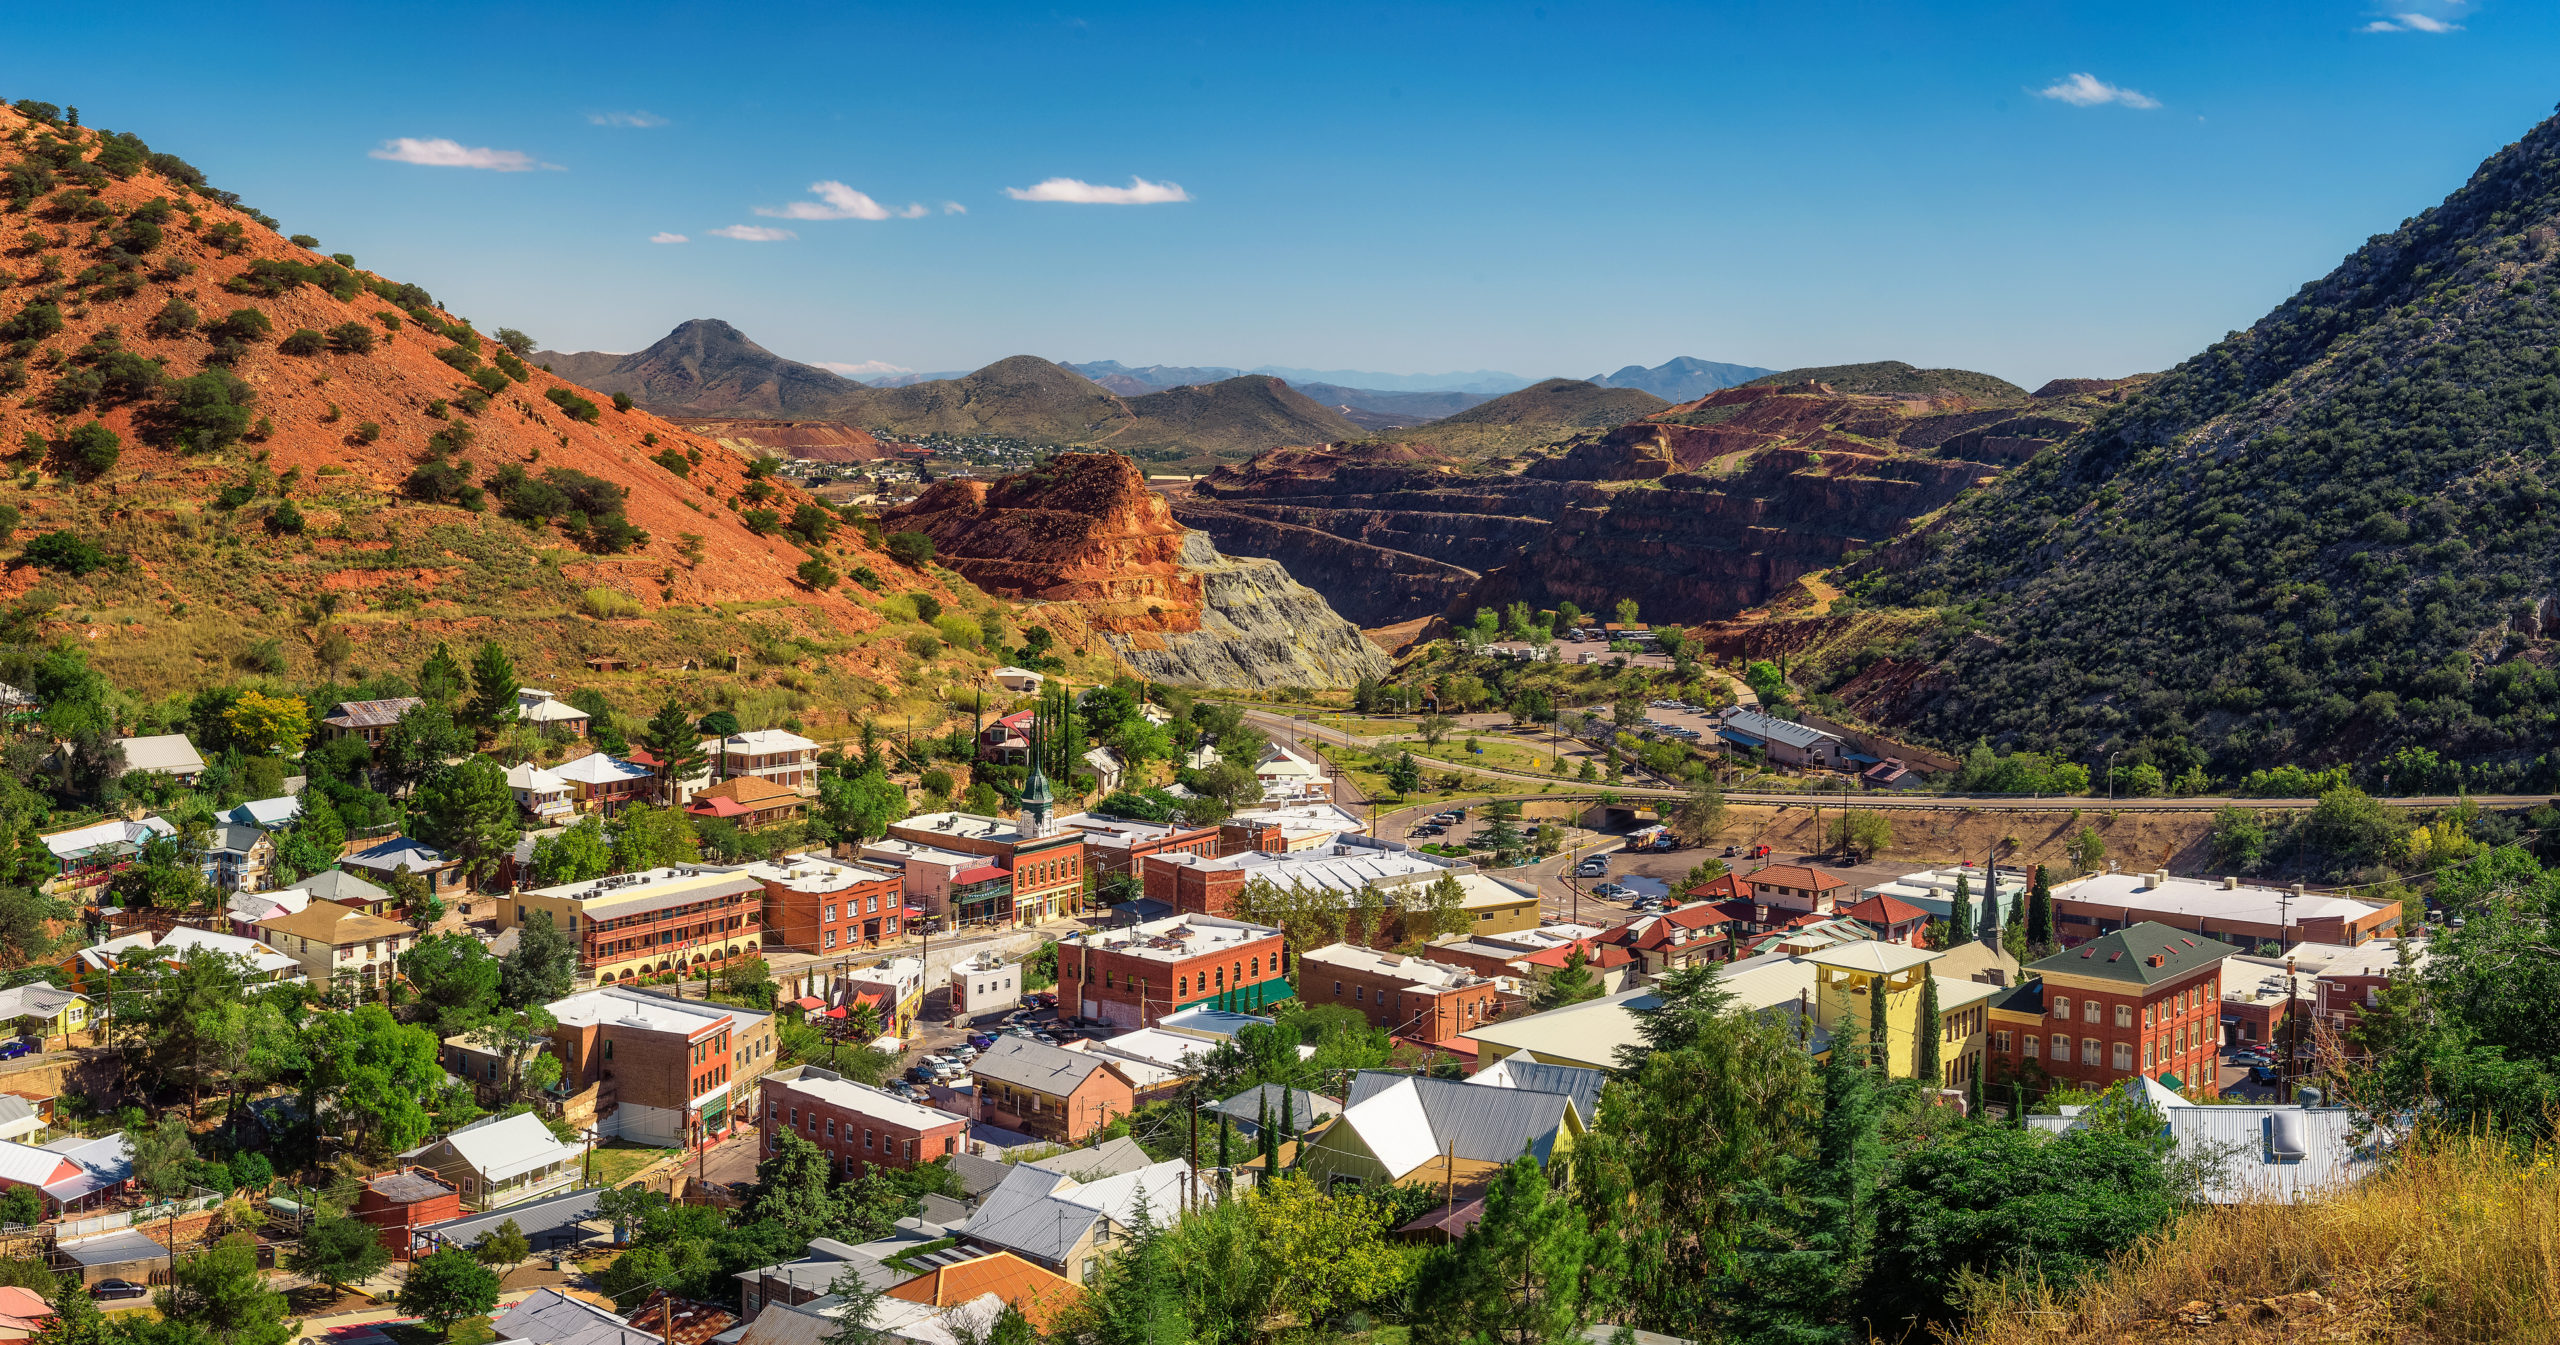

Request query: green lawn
[
  {"left": 1315, "top": 715, "right": 1424, "bottom": 737},
  {"left": 1406, "top": 736, "right": 1572, "bottom": 776},
  {"left": 589, "top": 1142, "right": 677, "bottom": 1189}
]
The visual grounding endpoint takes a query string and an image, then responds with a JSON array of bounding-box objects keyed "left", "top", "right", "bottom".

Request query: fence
[{"left": 53, "top": 1191, "right": 223, "bottom": 1241}]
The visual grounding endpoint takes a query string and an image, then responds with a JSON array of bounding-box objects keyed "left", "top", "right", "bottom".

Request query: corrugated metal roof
[
  {"left": 2168, "top": 1107, "right": 2393, "bottom": 1204},
  {"left": 57, "top": 1229, "right": 168, "bottom": 1267}
]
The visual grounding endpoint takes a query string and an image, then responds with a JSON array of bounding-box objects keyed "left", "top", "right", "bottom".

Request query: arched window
[{"left": 1178, "top": 976, "right": 1189, "bottom": 996}]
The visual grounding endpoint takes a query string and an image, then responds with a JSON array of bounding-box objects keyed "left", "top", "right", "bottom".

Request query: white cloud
[
  {"left": 368, "top": 137, "right": 558, "bottom": 171},
  {"left": 649, "top": 232, "right": 689, "bottom": 244},
  {"left": 709, "top": 225, "right": 795, "bottom": 242},
  {"left": 1004, "top": 175, "right": 1191, "bottom": 204},
  {"left": 588, "top": 110, "right": 668, "bottom": 127},
  {"left": 942, "top": 201, "right": 968, "bottom": 215},
  {"left": 2032, "top": 73, "right": 2162, "bottom": 110},
  {"left": 816, "top": 360, "right": 913, "bottom": 377},
  {"left": 2364, "top": 12, "right": 2463, "bottom": 30},
  {"left": 756, "top": 180, "right": 929, "bottom": 221}
]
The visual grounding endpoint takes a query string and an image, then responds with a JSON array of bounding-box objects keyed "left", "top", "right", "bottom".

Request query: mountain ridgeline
[
  {"left": 1862, "top": 105, "right": 2560, "bottom": 787},
  {"left": 542, "top": 326, "right": 1361, "bottom": 462}
]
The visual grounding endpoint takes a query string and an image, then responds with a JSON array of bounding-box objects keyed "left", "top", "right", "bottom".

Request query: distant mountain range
[
  {"left": 1062, "top": 361, "right": 1535, "bottom": 396},
  {"left": 538, "top": 322, "right": 1360, "bottom": 458},
  {"left": 1588, "top": 356, "right": 1778, "bottom": 401}
]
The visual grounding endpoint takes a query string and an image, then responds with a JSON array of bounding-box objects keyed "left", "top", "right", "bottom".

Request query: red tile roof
[
  {"left": 1686, "top": 873, "right": 1749, "bottom": 901},
  {"left": 1750, "top": 863, "right": 1851, "bottom": 891},
  {"left": 886, "top": 1251, "right": 1085, "bottom": 1331},
  {"left": 1842, "top": 893, "right": 1931, "bottom": 926}
]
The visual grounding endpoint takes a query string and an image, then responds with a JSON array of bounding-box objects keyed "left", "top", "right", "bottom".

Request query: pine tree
[
  {"left": 1416, "top": 1153, "right": 1602, "bottom": 1345},
  {"left": 1715, "top": 1001, "right": 1884, "bottom": 1343},
  {"left": 465, "top": 640, "right": 518, "bottom": 733},
  {"left": 1278, "top": 1086, "right": 1295, "bottom": 1144},
  {"left": 1948, "top": 874, "right": 1974, "bottom": 947},
  {"left": 640, "top": 700, "right": 707, "bottom": 804},
  {"left": 1914, "top": 972, "right": 1942, "bottom": 1086},
  {"left": 2026, "top": 864, "right": 2055, "bottom": 953},
  {"left": 417, "top": 641, "right": 467, "bottom": 707}
]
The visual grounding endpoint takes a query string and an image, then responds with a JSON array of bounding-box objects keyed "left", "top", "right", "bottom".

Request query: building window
[
  {"left": 2115, "top": 1005, "right": 2133, "bottom": 1028},
  {"left": 2081, "top": 1038, "right": 2100, "bottom": 1065},
  {"left": 2050, "top": 1033, "right": 2069, "bottom": 1060},
  {"left": 1994, "top": 1030, "right": 2011, "bottom": 1053},
  {"left": 2084, "top": 1001, "right": 2100, "bottom": 1024},
  {"left": 2143, "top": 1041, "right": 2154, "bottom": 1068},
  {"left": 2023, "top": 1034, "right": 2040, "bottom": 1059},
  {"left": 2143, "top": 1004, "right": 2156, "bottom": 1028},
  {"left": 2052, "top": 997, "right": 2069, "bottom": 1019},
  {"left": 2113, "top": 1042, "right": 2133, "bottom": 1070},
  {"left": 1333, "top": 980, "right": 1342, "bottom": 997}
]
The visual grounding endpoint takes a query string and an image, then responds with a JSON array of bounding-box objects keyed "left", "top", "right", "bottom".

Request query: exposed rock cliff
[
  {"left": 881, "top": 453, "right": 1385, "bottom": 688},
  {"left": 1103, "top": 534, "right": 1391, "bottom": 689}
]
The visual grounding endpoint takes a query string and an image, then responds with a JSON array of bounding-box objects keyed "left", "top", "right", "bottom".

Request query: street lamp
[{"left": 2106, "top": 749, "right": 2120, "bottom": 804}]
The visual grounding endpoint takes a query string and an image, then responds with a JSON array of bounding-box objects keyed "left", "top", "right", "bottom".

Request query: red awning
[
  {"left": 953, "top": 864, "right": 1008, "bottom": 885},
  {"left": 824, "top": 1007, "right": 847, "bottom": 1019},
  {"left": 898, "top": 906, "right": 925, "bottom": 918},
  {"left": 793, "top": 996, "right": 824, "bottom": 1011}
]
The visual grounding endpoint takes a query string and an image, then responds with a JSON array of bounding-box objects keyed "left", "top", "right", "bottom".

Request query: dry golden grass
[{"left": 1948, "top": 1134, "right": 2560, "bottom": 1345}]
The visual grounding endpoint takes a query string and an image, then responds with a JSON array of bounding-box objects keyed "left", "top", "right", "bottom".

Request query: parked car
[
  {"left": 1592, "top": 882, "right": 1631, "bottom": 899},
  {"left": 968, "top": 1033, "right": 997, "bottom": 1049},
  {"left": 90, "top": 1281, "right": 148, "bottom": 1302},
  {"left": 907, "top": 1065, "right": 937, "bottom": 1083},
  {"left": 0, "top": 1040, "right": 33, "bottom": 1061},
  {"left": 2250, "top": 1065, "right": 2281, "bottom": 1085},
  {"left": 1575, "top": 862, "right": 1608, "bottom": 878}
]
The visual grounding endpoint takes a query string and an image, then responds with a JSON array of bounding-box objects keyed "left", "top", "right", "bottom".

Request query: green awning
[
  {"left": 1177, "top": 978, "right": 1295, "bottom": 1015},
  {"left": 2157, "top": 1071, "right": 2183, "bottom": 1091}
]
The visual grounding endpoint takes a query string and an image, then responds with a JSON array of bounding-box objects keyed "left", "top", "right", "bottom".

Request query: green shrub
[
  {"left": 796, "top": 557, "right": 837, "bottom": 590},
  {"left": 612, "top": 392, "right": 633, "bottom": 412},
  {"left": 652, "top": 448, "right": 690, "bottom": 476},
  {"left": 741, "top": 508, "right": 781, "bottom": 536},
  {"left": 146, "top": 295, "right": 197, "bottom": 337},
  {"left": 155, "top": 369, "right": 256, "bottom": 454},
  {"left": 433, "top": 344, "right": 480, "bottom": 373},
  {"left": 47, "top": 420, "right": 119, "bottom": 479},
  {"left": 580, "top": 587, "right": 645, "bottom": 619},
  {"left": 469, "top": 366, "right": 508, "bottom": 396},
  {"left": 276, "top": 327, "right": 326, "bottom": 356},
  {"left": 542, "top": 387, "right": 601, "bottom": 423},
  {"left": 20, "top": 531, "right": 105, "bottom": 574},
  {"left": 209, "top": 308, "right": 270, "bottom": 342},
  {"left": 352, "top": 421, "right": 381, "bottom": 444},
  {"left": 288, "top": 233, "right": 319, "bottom": 249},
  {"left": 885, "top": 530, "right": 934, "bottom": 568},
  {"left": 491, "top": 350, "right": 528, "bottom": 382},
  {"left": 40, "top": 367, "right": 102, "bottom": 414},
  {"left": 850, "top": 565, "right": 883, "bottom": 590},
  {"left": 326, "top": 321, "right": 375, "bottom": 355},
  {"left": 267, "top": 500, "right": 305, "bottom": 535},
  {"left": 495, "top": 328, "right": 536, "bottom": 357},
  {"left": 0, "top": 300, "right": 62, "bottom": 343}
]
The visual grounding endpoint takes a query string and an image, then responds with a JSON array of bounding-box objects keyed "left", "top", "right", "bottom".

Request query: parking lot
[{"left": 894, "top": 996, "right": 1083, "bottom": 1109}]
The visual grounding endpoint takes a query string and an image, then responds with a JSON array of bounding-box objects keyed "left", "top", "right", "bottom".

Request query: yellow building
[
  {"left": 1800, "top": 942, "right": 1999, "bottom": 1085},
  {"left": 1463, "top": 941, "right": 1999, "bottom": 1084}
]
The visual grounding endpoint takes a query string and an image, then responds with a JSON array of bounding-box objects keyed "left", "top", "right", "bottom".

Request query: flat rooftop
[
  {"left": 2053, "top": 872, "right": 2388, "bottom": 926},
  {"left": 1065, "top": 914, "right": 1280, "bottom": 964}
]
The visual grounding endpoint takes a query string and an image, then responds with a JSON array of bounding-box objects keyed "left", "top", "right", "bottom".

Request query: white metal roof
[
  {"left": 767, "top": 1069, "right": 966, "bottom": 1133},
  {"left": 552, "top": 752, "right": 654, "bottom": 785},
  {"left": 546, "top": 985, "right": 765, "bottom": 1036},
  {"left": 418, "top": 1112, "right": 583, "bottom": 1184},
  {"left": 2051, "top": 872, "right": 2388, "bottom": 926},
  {"left": 725, "top": 729, "right": 819, "bottom": 753},
  {"left": 116, "top": 734, "right": 207, "bottom": 775}
]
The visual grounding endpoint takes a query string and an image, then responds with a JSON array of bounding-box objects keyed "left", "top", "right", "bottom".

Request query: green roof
[{"left": 2026, "top": 921, "right": 2237, "bottom": 987}]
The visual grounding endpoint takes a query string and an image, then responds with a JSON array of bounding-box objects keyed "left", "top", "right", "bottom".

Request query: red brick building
[
  {"left": 885, "top": 812, "right": 1087, "bottom": 926},
  {"left": 1062, "top": 813, "right": 1227, "bottom": 878},
  {"left": 1298, "top": 942, "right": 1504, "bottom": 1044},
  {"left": 1747, "top": 864, "right": 1856, "bottom": 921},
  {"left": 1056, "top": 914, "right": 1288, "bottom": 1029},
  {"left": 749, "top": 856, "right": 908, "bottom": 954},
  {"left": 353, "top": 1167, "right": 461, "bottom": 1259},
  {"left": 757, "top": 1065, "right": 968, "bottom": 1178},
  {"left": 968, "top": 1037, "right": 1141, "bottom": 1144},
  {"left": 1989, "top": 921, "right": 2239, "bottom": 1097}
]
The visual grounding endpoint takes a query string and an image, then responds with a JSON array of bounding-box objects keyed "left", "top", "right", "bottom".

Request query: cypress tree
[
  {"left": 1949, "top": 874, "right": 1974, "bottom": 947},
  {"left": 2011, "top": 1080, "right": 2026, "bottom": 1127},
  {"left": 2026, "top": 864, "right": 2055, "bottom": 952},
  {"left": 1279, "top": 1087, "right": 1295, "bottom": 1143},
  {"left": 1257, "top": 1093, "right": 1279, "bottom": 1174},
  {"left": 1914, "top": 972, "right": 1942, "bottom": 1086},
  {"left": 1870, "top": 977, "right": 1890, "bottom": 1075},
  {"left": 1966, "top": 1063, "right": 1983, "bottom": 1119},
  {"left": 1718, "top": 984, "right": 1884, "bottom": 1338}
]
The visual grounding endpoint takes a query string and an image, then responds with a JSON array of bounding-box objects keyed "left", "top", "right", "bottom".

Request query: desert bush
[
  {"left": 580, "top": 587, "right": 645, "bottom": 619},
  {"left": 276, "top": 327, "right": 325, "bottom": 356},
  {"left": 884, "top": 530, "right": 934, "bottom": 568},
  {"left": 543, "top": 387, "right": 601, "bottom": 423},
  {"left": 612, "top": 392, "right": 633, "bottom": 412},
  {"left": 352, "top": 421, "right": 381, "bottom": 445},
  {"left": 20, "top": 531, "right": 105, "bottom": 574},
  {"left": 433, "top": 344, "right": 479, "bottom": 373},
  {"left": 208, "top": 307, "right": 269, "bottom": 342},
  {"left": 46, "top": 420, "right": 118, "bottom": 479},
  {"left": 326, "top": 321, "right": 375, "bottom": 355},
  {"left": 146, "top": 295, "right": 197, "bottom": 337},
  {"left": 155, "top": 368, "right": 255, "bottom": 453}
]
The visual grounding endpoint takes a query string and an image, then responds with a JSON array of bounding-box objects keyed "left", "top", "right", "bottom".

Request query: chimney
[
  {"left": 2289, "top": 882, "right": 2306, "bottom": 898},
  {"left": 2222, "top": 875, "right": 2240, "bottom": 890}
]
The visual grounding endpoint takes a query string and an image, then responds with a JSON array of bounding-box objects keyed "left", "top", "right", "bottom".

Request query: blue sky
[{"left": 5, "top": 0, "right": 2547, "bottom": 388}]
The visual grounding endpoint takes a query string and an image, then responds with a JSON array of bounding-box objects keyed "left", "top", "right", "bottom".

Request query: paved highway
[{"left": 1243, "top": 709, "right": 2552, "bottom": 813}]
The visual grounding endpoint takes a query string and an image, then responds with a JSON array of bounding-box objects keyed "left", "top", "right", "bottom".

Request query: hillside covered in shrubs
[{"left": 1864, "top": 103, "right": 2560, "bottom": 792}]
